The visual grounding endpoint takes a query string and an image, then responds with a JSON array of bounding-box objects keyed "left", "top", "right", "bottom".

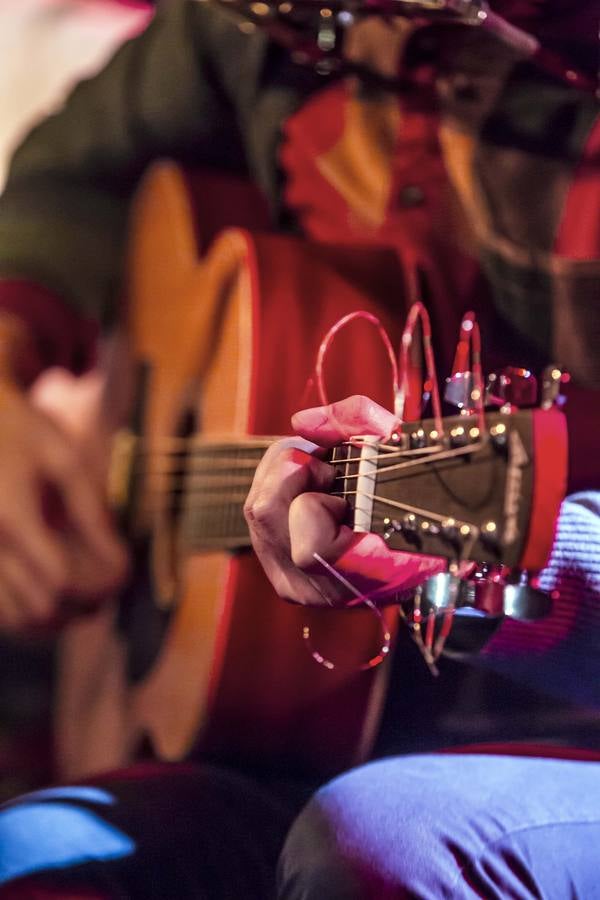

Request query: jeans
[
  {"left": 279, "top": 751, "right": 600, "bottom": 899},
  {"left": 1, "top": 750, "right": 600, "bottom": 898},
  {"left": 0, "top": 762, "right": 299, "bottom": 899}
]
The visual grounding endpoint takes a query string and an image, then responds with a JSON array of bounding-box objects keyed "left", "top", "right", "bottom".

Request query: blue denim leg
[
  {"left": 0, "top": 762, "right": 297, "bottom": 899},
  {"left": 278, "top": 753, "right": 600, "bottom": 899}
]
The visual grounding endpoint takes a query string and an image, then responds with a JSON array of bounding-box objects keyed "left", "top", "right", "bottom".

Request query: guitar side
[{"left": 56, "top": 163, "right": 407, "bottom": 779}]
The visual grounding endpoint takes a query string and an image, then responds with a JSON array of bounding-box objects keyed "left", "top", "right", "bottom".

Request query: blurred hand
[
  {"left": 245, "top": 395, "right": 447, "bottom": 607},
  {"left": 0, "top": 378, "right": 127, "bottom": 633}
]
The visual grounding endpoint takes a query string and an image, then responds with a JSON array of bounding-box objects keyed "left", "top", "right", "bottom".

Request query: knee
[
  {"left": 278, "top": 790, "right": 377, "bottom": 900},
  {"left": 0, "top": 786, "right": 133, "bottom": 887},
  {"left": 278, "top": 758, "right": 454, "bottom": 899}
]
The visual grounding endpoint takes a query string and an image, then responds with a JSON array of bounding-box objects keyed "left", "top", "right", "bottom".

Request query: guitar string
[
  {"left": 143, "top": 483, "right": 482, "bottom": 566},
  {"left": 135, "top": 445, "right": 448, "bottom": 478},
  {"left": 130, "top": 435, "right": 435, "bottom": 450},
  {"left": 128, "top": 436, "right": 493, "bottom": 552},
  {"left": 137, "top": 445, "right": 443, "bottom": 471},
  {"left": 331, "top": 490, "right": 479, "bottom": 530},
  {"left": 166, "top": 497, "right": 480, "bottom": 533},
  {"left": 131, "top": 433, "right": 455, "bottom": 451},
  {"left": 133, "top": 444, "right": 430, "bottom": 463},
  {"left": 126, "top": 440, "right": 477, "bottom": 479},
  {"left": 126, "top": 425, "right": 485, "bottom": 454},
  {"left": 330, "top": 442, "right": 483, "bottom": 482},
  {"left": 141, "top": 503, "right": 477, "bottom": 531},
  {"left": 139, "top": 489, "right": 481, "bottom": 558},
  {"left": 134, "top": 442, "right": 487, "bottom": 515},
  {"left": 129, "top": 443, "right": 483, "bottom": 498},
  {"left": 303, "top": 552, "right": 392, "bottom": 672}
]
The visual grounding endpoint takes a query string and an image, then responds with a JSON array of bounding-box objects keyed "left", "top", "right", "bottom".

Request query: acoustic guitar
[{"left": 54, "top": 161, "right": 566, "bottom": 781}]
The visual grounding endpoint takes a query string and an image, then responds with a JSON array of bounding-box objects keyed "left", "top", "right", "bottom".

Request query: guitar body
[{"left": 56, "top": 163, "right": 408, "bottom": 779}]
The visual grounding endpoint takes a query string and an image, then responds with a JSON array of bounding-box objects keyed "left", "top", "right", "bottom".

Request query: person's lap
[
  {"left": 279, "top": 752, "right": 600, "bottom": 898},
  {"left": 2, "top": 752, "right": 600, "bottom": 899},
  {"left": 0, "top": 761, "right": 301, "bottom": 899}
]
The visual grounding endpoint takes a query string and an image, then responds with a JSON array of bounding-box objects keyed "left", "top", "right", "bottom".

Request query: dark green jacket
[
  {"left": 0, "top": 0, "right": 313, "bottom": 326},
  {"left": 0, "top": 0, "right": 598, "bottom": 397}
]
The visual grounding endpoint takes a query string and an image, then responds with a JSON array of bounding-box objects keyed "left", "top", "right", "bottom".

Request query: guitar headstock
[{"left": 334, "top": 406, "right": 566, "bottom": 574}]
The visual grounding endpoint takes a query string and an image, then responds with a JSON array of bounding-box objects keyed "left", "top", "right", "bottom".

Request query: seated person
[
  {"left": 0, "top": 0, "right": 598, "bottom": 896},
  {"left": 245, "top": 392, "right": 600, "bottom": 897}
]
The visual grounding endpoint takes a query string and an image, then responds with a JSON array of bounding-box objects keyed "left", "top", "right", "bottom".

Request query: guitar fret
[{"left": 179, "top": 443, "right": 264, "bottom": 550}]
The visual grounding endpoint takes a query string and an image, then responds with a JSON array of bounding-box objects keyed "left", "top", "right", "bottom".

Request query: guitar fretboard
[
  {"left": 179, "top": 441, "right": 270, "bottom": 550},
  {"left": 132, "top": 408, "right": 537, "bottom": 569}
]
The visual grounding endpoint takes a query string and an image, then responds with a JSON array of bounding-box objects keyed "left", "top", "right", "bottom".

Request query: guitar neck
[
  {"left": 177, "top": 438, "right": 272, "bottom": 551},
  {"left": 151, "top": 407, "right": 539, "bottom": 570}
]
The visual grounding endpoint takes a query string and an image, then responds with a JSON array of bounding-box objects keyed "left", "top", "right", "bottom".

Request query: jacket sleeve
[
  {"left": 0, "top": 0, "right": 267, "bottom": 331},
  {"left": 477, "top": 492, "right": 600, "bottom": 711}
]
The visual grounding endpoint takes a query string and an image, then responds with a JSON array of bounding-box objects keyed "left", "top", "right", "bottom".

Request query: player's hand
[
  {"left": 244, "top": 395, "right": 447, "bottom": 607},
  {"left": 0, "top": 381, "right": 127, "bottom": 632}
]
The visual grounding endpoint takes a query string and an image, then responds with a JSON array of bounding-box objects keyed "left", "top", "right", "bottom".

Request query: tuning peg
[
  {"left": 317, "top": 15, "right": 337, "bottom": 54},
  {"left": 414, "top": 568, "right": 555, "bottom": 622},
  {"left": 485, "top": 367, "right": 537, "bottom": 410},
  {"left": 420, "top": 572, "right": 462, "bottom": 611},
  {"left": 419, "top": 568, "right": 503, "bottom": 616},
  {"left": 465, "top": 564, "right": 506, "bottom": 615},
  {"left": 540, "top": 365, "right": 570, "bottom": 409},
  {"left": 409, "top": 428, "right": 427, "bottom": 449},
  {"left": 444, "top": 371, "right": 475, "bottom": 410},
  {"left": 503, "top": 571, "right": 555, "bottom": 620}
]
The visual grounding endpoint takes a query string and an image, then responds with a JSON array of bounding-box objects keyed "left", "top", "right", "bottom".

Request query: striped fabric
[{"left": 482, "top": 492, "right": 600, "bottom": 709}]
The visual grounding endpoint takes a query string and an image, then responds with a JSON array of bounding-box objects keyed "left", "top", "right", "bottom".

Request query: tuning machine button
[
  {"left": 449, "top": 424, "right": 469, "bottom": 448},
  {"left": 479, "top": 519, "right": 500, "bottom": 552},
  {"left": 382, "top": 515, "right": 422, "bottom": 547},
  {"left": 402, "top": 513, "right": 418, "bottom": 533},
  {"left": 444, "top": 371, "right": 475, "bottom": 410},
  {"left": 541, "top": 365, "right": 570, "bottom": 409},
  {"left": 485, "top": 366, "right": 537, "bottom": 409},
  {"left": 390, "top": 430, "right": 408, "bottom": 449},
  {"left": 440, "top": 517, "right": 461, "bottom": 546},
  {"left": 503, "top": 571, "right": 556, "bottom": 620},
  {"left": 382, "top": 517, "right": 401, "bottom": 541},
  {"left": 415, "top": 567, "right": 555, "bottom": 622},
  {"left": 317, "top": 13, "right": 337, "bottom": 54},
  {"left": 503, "top": 583, "right": 553, "bottom": 620},
  {"left": 383, "top": 516, "right": 416, "bottom": 535},
  {"left": 384, "top": 513, "right": 449, "bottom": 547},
  {"left": 401, "top": 514, "right": 421, "bottom": 546},
  {"left": 420, "top": 520, "right": 440, "bottom": 537},
  {"left": 465, "top": 564, "right": 505, "bottom": 616},
  {"left": 409, "top": 428, "right": 427, "bottom": 449},
  {"left": 421, "top": 572, "right": 462, "bottom": 611},
  {"left": 489, "top": 422, "right": 508, "bottom": 451}
]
